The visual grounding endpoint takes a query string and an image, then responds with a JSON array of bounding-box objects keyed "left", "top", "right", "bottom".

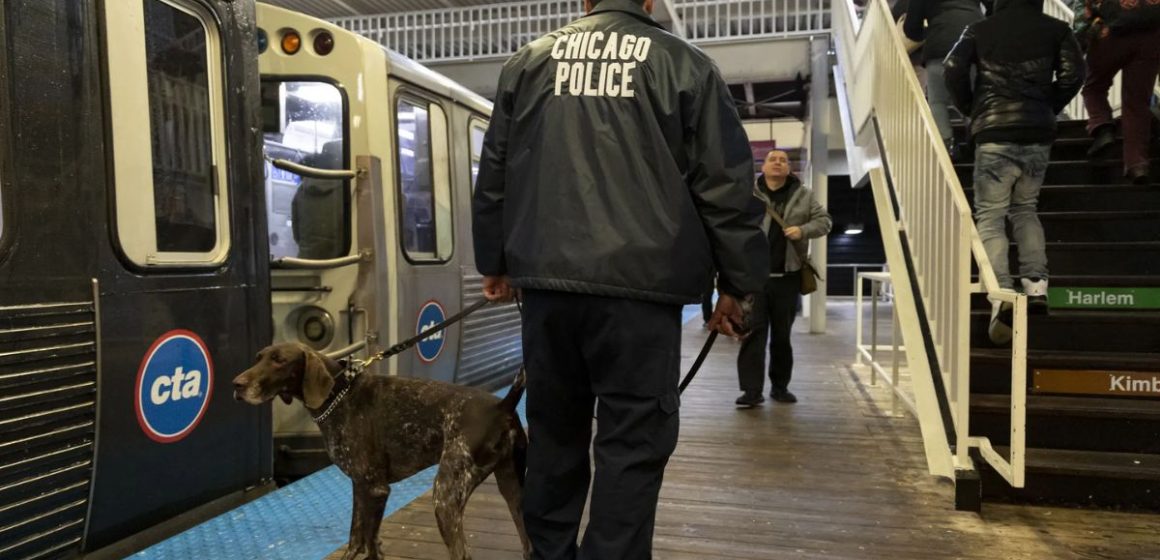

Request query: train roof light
[
  {"left": 281, "top": 29, "right": 301, "bottom": 55},
  {"left": 313, "top": 30, "right": 335, "bottom": 56}
]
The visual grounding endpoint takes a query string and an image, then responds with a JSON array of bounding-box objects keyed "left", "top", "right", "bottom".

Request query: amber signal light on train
[
  {"left": 281, "top": 29, "right": 302, "bottom": 55},
  {"left": 313, "top": 31, "right": 335, "bottom": 56}
]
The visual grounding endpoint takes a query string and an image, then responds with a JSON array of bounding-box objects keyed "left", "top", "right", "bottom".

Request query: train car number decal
[{"left": 135, "top": 330, "right": 214, "bottom": 443}]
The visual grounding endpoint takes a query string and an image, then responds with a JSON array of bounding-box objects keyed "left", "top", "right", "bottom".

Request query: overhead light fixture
[{"left": 844, "top": 223, "right": 864, "bottom": 235}]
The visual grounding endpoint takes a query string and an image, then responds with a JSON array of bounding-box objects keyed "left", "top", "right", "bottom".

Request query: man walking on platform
[{"left": 472, "top": 0, "right": 769, "bottom": 558}]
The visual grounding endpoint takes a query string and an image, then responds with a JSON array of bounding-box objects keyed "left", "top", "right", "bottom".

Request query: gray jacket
[{"left": 754, "top": 175, "right": 833, "bottom": 274}]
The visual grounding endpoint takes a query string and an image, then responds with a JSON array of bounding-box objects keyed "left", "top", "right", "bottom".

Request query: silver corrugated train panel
[
  {"left": 457, "top": 273, "right": 522, "bottom": 389},
  {"left": 0, "top": 300, "right": 97, "bottom": 560}
]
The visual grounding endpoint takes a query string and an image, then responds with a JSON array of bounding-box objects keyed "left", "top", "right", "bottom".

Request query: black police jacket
[
  {"left": 944, "top": 0, "right": 1084, "bottom": 145},
  {"left": 472, "top": 0, "right": 768, "bottom": 305}
]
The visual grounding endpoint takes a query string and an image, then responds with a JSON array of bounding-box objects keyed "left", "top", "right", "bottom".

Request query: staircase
[{"left": 954, "top": 120, "right": 1160, "bottom": 509}]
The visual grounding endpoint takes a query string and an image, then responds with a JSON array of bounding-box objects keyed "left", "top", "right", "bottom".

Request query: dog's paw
[{"left": 338, "top": 545, "right": 381, "bottom": 560}]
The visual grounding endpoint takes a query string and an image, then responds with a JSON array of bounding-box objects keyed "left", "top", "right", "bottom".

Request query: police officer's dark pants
[
  {"left": 520, "top": 289, "right": 681, "bottom": 560},
  {"left": 738, "top": 273, "right": 800, "bottom": 394}
]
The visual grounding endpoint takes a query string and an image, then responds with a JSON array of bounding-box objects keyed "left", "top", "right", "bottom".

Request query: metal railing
[
  {"left": 332, "top": 0, "right": 830, "bottom": 63},
  {"left": 677, "top": 0, "right": 830, "bottom": 43},
  {"left": 854, "top": 271, "right": 910, "bottom": 417},
  {"left": 833, "top": 0, "right": 1029, "bottom": 488}
]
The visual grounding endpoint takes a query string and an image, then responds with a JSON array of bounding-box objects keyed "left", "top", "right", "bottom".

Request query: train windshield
[{"left": 261, "top": 80, "right": 348, "bottom": 261}]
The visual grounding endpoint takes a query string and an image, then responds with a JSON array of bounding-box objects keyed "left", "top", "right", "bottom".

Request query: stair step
[
  {"left": 980, "top": 447, "right": 1160, "bottom": 509},
  {"left": 973, "top": 393, "right": 1160, "bottom": 420},
  {"left": 969, "top": 287, "right": 1160, "bottom": 309},
  {"left": 970, "top": 274, "right": 1160, "bottom": 288},
  {"left": 956, "top": 159, "right": 1158, "bottom": 186},
  {"left": 1003, "top": 241, "right": 1160, "bottom": 276},
  {"left": 970, "top": 349, "right": 1160, "bottom": 394},
  {"left": 969, "top": 308, "right": 1160, "bottom": 353},
  {"left": 1035, "top": 210, "right": 1160, "bottom": 242},
  {"left": 961, "top": 184, "right": 1160, "bottom": 212},
  {"left": 971, "top": 394, "right": 1160, "bottom": 453},
  {"left": 954, "top": 136, "right": 1160, "bottom": 161}
]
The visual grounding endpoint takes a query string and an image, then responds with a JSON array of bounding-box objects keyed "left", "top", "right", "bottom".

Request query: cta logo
[
  {"left": 416, "top": 300, "right": 446, "bottom": 363},
  {"left": 135, "top": 330, "right": 214, "bottom": 443}
]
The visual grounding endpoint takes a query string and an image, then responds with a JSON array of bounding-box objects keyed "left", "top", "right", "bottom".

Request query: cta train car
[
  {"left": 0, "top": 1, "right": 521, "bottom": 558},
  {"left": 255, "top": 3, "right": 523, "bottom": 480},
  {"left": 0, "top": 1, "right": 270, "bottom": 558}
]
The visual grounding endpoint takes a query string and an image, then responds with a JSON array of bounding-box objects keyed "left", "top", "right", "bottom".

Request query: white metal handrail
[
  {"left": 833, "top": 0, "right": 1029, "bottom": 488},
  {"left": 332, "top": 0, "right": 830, "bottom": 63}
]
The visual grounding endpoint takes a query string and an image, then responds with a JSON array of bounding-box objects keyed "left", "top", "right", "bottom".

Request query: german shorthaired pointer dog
[{"left": 232, "top": 342, "right": 531, "bottom": 560}]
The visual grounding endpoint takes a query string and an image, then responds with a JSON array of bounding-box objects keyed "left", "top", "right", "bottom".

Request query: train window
[
  {"left": 104, "top": 0, "right": 230, "bottom": 268},
  {"left": 397, "top": 97, "right": 453, "bottom": 263},
  {"left": 469, "top": 119, "right": 488, "bottom": 185},
  {"left": 260, "top": 81, "right": 349, "bottom": 261}
]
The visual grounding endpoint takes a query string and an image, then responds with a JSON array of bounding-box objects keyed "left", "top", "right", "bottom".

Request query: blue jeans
[{"left": 973, "top": 143, "right": 1051, "bottom": 289}]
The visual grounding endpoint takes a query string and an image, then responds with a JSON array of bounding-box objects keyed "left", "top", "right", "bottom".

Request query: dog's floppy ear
[{"left": 302, "top": 350, "right": 335, "bottom": 409}]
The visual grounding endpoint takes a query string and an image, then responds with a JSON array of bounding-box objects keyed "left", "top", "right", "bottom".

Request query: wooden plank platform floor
[{"left": 328, "top": 301, "right": 1160, "bottom": 559}]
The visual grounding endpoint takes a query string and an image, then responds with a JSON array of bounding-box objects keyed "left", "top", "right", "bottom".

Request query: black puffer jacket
[
  {"left": 472, "top": 0, "right": 768, "bottom": 304},
  {"left": 903, "top": 0, "right": 986, "bottom": 63},
  {"left": 944, "top": 0, "right": 1085, "bottom": 144}
]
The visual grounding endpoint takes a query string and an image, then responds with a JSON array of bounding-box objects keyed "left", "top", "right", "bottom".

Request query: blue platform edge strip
[
  {"left": 133, "top": 386, "right": 528, "bottom": 560},
  {"left": 135, "top": 306, "right": 703, "bottom": 560}
]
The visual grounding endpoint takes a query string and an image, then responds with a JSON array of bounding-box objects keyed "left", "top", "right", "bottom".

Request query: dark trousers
[
  {"left": 520, "top": 290, "right": 682, "bottom": 560},
  {"left": 1082, "top": 28, "right": 1160, "bottom": 172},
  {"left": 701, "top": 290, "right": 714, "bottom": 323},
  {"left": 737, "top": 274, "right": 800, "bottom": 394}
]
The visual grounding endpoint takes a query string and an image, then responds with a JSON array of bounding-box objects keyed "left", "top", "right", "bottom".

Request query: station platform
[{"left": 134, "top": 302, "right": 1160, "bottom": 559}]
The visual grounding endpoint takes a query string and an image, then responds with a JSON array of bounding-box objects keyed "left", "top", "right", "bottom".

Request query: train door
[
  {"left": 389, "top": 85, "right": 462, "bottom": 383},
  {"left": 255, "top": 4, "right": 399, "bottom": 479},
  {"left": 450, "top": 114, "right": 524, "bottom": 388},
  {"left": 0, "top": 2, "right": 107, "bottom": 558},
  {"left": 84, "top": 0, "right": 271, "bottom": 552}
]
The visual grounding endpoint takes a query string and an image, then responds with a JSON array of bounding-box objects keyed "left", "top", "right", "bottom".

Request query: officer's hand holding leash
[
  {"left": 707, "top": 293, "right": 752, "bottom": 339},
  {"left": 482, "top": 275, "right": 515, "bottom": 302}
]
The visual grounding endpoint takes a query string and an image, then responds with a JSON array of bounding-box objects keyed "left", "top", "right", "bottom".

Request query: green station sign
[{"left": 1048, "top": 287, "right": 1160, "bottom": 310}]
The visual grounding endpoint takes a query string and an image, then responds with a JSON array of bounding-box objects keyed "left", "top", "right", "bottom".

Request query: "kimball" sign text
[{"left": 1034, "top": 369, "right": 1160, "bottom": 397}]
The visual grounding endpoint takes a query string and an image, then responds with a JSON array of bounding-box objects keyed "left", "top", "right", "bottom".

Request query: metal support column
[{"left": 808, "top": 34, "right": 830, "bottom": 334}]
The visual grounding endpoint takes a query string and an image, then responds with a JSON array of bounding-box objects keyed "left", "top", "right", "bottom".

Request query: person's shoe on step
[
  {"left": 1087, "top": 123, "right": 1116, "bottom": 159},
  {"left": 1022, "top": 277, "right": 1049, "bottom": 314},
  {"left": 989, "top": 300, "right": 1014, "bottom": 346},
  {"left": 1127, "top": 164, "right": 1151, "bottom": 186}
]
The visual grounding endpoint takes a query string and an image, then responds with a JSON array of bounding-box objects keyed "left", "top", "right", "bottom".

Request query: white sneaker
[
  {"left": 1022, "top": 278, "right": 1049, "bottom": 314},
  {"left": 988, "top": 300, "right": 1014, "bottom": 346}
]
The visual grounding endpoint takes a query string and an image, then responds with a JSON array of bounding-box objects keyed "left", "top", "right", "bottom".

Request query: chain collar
[{"left": 311, "top": 360, "right": 363, "bottom": 424}]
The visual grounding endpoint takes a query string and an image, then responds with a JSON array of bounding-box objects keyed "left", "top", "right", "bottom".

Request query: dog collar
[{"left": 311, "top": 360, "right": 361, "bottom": 424}]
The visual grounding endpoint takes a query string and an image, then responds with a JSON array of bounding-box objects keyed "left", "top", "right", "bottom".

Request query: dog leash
[
  {"left": 358, "top": 298, "right": 491, "bottom": 370},
  {"left": 354, "top": 292, "right": 720, "bottom": 394},
  {"left": 679, "top": 330, "right": 718, "bottom": 395}
]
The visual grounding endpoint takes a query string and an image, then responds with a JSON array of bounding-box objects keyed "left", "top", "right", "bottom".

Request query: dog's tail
[
  {"left": 498, "top": 367, "right": 528, "bottom": 486},
  {"left": 497, "top": 366, "right": 526, "bottom": 414}
]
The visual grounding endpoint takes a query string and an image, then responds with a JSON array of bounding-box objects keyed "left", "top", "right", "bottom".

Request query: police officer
[{"left": 472, "top": 0, "right": 768, "bottom": 558}]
